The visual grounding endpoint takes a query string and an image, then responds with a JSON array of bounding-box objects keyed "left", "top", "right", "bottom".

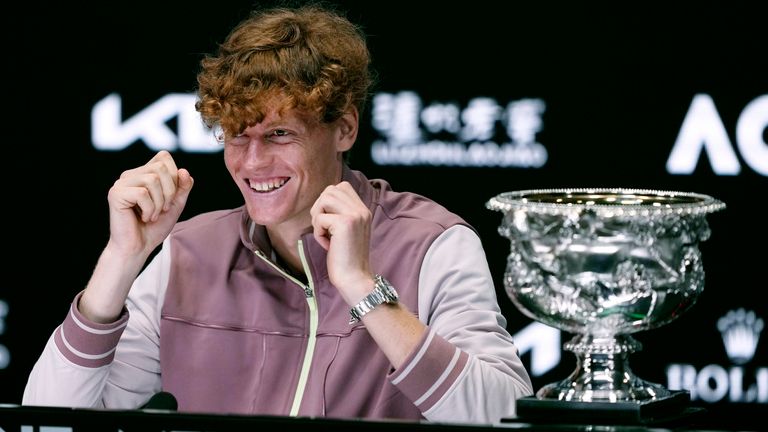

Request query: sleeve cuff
[
  {"left": 53, "top": 291, "right": 130, "bottom": 368},
  {"left": 389, "top": 329, "right": 469, "bottom": 412}
]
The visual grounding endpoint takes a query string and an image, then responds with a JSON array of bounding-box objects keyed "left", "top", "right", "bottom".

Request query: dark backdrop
[{"left": 4, "top": 1, "right": 766, "bottom": 430}]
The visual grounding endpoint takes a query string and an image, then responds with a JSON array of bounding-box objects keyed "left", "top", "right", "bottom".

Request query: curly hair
[{"left": 195, "top": 3, "right": 373, "bottom": 138}]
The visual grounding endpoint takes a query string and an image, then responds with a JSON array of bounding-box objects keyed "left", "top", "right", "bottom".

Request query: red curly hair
[{"left": 195, "top": 3, "right": 373, "bottom": 139}]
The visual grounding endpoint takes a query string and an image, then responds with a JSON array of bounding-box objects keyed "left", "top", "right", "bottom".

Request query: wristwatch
[{"left": 349, "top": 274, "right": 399, "bottom": 324}]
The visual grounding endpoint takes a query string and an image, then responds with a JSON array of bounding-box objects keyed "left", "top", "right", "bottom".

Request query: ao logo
[{"left": 667, "top": 94, "right": 768, "bottom": 176}]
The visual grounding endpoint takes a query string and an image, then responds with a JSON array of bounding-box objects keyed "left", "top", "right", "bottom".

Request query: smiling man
[{"left": 23, "top": 3, "right": 532, "bottom": 424}]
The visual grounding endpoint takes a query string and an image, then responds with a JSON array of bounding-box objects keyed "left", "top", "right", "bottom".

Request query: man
[{"left": 23, "top": 3, "right": 532, "bottom": 424}]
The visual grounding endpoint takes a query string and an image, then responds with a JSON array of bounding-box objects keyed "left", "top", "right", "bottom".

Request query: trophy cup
[{"left": 486, "top": 188, "right": 725, "bottom": 423}]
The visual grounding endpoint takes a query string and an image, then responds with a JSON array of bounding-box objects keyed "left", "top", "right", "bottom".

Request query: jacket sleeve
[
  {"left": 22, "top": 239, "right": 173, "bottom": 409},
  {"left": 388, "top": 225, "right": 534, "bottom": 423}
]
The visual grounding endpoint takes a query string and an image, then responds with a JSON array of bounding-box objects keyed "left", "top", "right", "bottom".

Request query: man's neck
[{"left": 266, "top": 221, "right": 310, "bottom": 278}]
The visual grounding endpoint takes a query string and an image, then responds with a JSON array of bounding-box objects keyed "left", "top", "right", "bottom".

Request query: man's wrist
[{"left": 349, "top": 274, "right": 399, "bottom": 324}]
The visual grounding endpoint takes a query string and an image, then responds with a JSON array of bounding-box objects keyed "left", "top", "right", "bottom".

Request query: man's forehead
[{"left": 243, "top": 107, "right": 315, "bottom": 131}]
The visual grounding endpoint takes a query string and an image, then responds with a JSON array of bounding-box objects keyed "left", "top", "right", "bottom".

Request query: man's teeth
[{"left": 250, "top": 178, "right": 288, "bottom": 192}]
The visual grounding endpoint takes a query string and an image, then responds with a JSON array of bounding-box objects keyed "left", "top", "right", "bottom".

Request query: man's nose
[{"left": 242, "top": 139, "right": 274, "bottom": 168}]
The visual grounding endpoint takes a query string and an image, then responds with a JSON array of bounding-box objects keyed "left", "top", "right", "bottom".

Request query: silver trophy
[{"left": 487, "top": 188, "right": 725, "bottom": 422}]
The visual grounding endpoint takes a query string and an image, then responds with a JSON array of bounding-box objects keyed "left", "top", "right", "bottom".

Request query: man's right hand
[
  {"left": 79, "top": 151, "right": 194, "bottom": 323},
  {"left": 107, "top": 150, "right": 194, "bottom": 259}
]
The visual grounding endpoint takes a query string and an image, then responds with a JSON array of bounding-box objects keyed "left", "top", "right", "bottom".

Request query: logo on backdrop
[
  {"left": 666, "top": 308, "right": 767, "bottom": 403},
  {"left": 369, "top": 91, "right": 548, "bottom": 167},
  {"left": 667, "top": 93, "right": 768, "bottom": 176},
  {"left": 91, "top": 93, "right": 220, "bottom": 153},
  {"left": 511, "top": 322, "right": 561, "bottom": 377},
  {"left": 91, "top": 91, "right": 767, "bottom": 175},
  {"left": 0, "top": 299, "right": 9, "bottom": 369},
  {"left": 90, "top": 91, "right": 549, "bottom": 164}
]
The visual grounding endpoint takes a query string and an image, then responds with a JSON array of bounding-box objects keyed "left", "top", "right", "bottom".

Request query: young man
[{"left": 23, "top": 3, "right": 532, "bottom": 424}]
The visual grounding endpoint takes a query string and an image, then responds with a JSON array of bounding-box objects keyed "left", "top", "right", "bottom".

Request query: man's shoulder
[
  {"left": 172, "top": 206, "right": 245, "bottom": 234},
  {"left": 371, "top": 179, "right": 469, "bottom": 231}
]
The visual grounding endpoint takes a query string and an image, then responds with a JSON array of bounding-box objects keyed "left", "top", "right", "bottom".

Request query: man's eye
[
  {"left": 271, "top": 129, "right": 289, "bottom": 137},
  {"left": 227, "top": 134, "right": 250, "bottom": 146}
]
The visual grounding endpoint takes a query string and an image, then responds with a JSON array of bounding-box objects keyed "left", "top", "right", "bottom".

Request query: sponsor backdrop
[{"left": 4, "top": 1, "right": 766, "bottom": 429}]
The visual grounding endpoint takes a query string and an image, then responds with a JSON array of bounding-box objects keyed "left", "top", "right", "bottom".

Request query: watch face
[{"left": 377, "top": 275, "right": 398, "bottom": 302}]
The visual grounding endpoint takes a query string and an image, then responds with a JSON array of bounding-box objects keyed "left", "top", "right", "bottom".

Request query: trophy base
[{"left": 507, "top": 391, "right": 703, "bottom": 426}]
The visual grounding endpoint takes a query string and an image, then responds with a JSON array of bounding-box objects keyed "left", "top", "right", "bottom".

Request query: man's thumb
[
  {"left": 175, "top": 168, "right": 194, "bottom": 207},
  {"left": 178, "top": 168, "right": 194, "bottom": 192}
]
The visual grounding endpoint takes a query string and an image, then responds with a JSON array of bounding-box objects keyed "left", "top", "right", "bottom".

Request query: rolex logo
[{"left": 717, "top": 308, "right": 764, "bottom": 365}]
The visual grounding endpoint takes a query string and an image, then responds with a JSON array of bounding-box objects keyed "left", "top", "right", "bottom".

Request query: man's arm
[
  {"left": 22, "top": 241, "right": 171, "bottom": 409},
  {"left": 392, "top": 225, "right": 534, "bottom": 423}
]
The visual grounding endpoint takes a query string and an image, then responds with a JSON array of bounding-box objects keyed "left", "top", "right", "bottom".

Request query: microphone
[{"left": 139, "top": 391, "right": 178, "bottom": 411}]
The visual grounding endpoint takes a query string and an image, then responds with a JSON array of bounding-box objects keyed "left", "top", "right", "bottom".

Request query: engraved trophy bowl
[{"left": 487, "top": 188, "right": 725, "bottom": 421}]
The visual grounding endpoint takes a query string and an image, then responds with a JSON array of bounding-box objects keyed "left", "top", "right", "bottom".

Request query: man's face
[{"left": 223, "top": 107, "right": 353, "bottom": 232}]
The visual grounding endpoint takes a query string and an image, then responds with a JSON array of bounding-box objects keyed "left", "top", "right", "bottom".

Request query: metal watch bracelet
[{"left": 348, "top": 274, "right": 398, "bottom": 324}]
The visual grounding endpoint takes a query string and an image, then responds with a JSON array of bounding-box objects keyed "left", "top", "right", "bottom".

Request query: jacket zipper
[{"left": 253, "top": 240, "right": 319, "bottom": 416}]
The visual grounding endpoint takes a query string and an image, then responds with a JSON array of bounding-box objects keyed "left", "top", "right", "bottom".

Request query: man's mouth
[{"left": 248, "top": 177, "right": 289, "bottom": 192}]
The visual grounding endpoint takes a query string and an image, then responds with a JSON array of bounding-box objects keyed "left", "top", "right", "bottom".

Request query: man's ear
[{"left": 335, "top": 107, "right": 359, "bottom": 153}]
